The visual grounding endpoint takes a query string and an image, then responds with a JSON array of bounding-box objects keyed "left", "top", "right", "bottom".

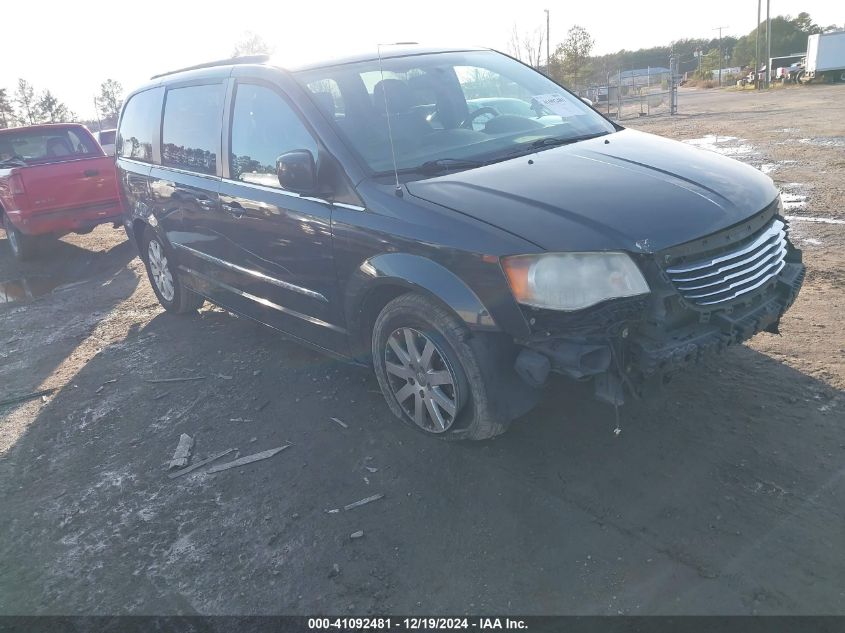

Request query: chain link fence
[{"left": 572, "top": 60, "right": 679, "bottom": 120}]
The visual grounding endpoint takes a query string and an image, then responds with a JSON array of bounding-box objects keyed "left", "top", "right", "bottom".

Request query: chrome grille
[{"left": 666, "top": 219, "right": 787, "bottom": 306}]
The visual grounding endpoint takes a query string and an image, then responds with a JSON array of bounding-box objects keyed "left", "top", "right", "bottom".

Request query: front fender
[{"left": 346, "top": 253, "right": 499, "bottom": 335}]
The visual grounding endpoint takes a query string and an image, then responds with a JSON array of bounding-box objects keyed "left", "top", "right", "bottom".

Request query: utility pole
[
  {"left": 765, "top": 0, "right": 772, "bottom": 87},
  {"left": 92, "top": 97, "right": 102, "bottom": 132},
  {"left": 544, "top": 9, "right": 550, "bottom": 73},
  {"left": 755, "top": 0, "right": 761, "bottom": 88},
  {"left": 714, "top": 26, "right": 728, "bottom": 86}
]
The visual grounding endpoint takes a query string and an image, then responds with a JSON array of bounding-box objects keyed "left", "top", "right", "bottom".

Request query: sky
[{"left": 1, "top": 0, "right": 841, "bottom": 118}]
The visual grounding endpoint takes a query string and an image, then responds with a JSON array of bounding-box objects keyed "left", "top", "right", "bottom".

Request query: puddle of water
[
  {"left": 785, "top": 215, "right": 845, "bottom": 226},
  {"left": 0, "top": 277, "right": 63, "bottom": 305},
  {"left": 781, "top": 193, "right": 808, "bottom": 210},
  {"left": 760, "top": 159, "right": 797, "bottom": 175},
  {"left": 778, "top": 181, "right": 812, "bottom": 212},
  {"left": 798, "top": 137, "right": 845, "bottom": 147},
  {"left": 683, "top": 135, "right": 756, "bottom": 156}
]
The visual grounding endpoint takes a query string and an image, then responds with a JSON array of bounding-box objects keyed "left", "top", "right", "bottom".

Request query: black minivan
[{"left": 117, "top": 46, "right": 804, "bottom": 440}]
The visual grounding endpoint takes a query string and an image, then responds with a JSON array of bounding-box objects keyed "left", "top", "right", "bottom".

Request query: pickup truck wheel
[
  {"left": 141, "top": 228, "right": 204, "bottom": 313},
  {"left": 372, "top": 293, "right": 508, "bottom": 440},
  {"left": 3, "top": 213, "right": 36, "bottom": 261}
]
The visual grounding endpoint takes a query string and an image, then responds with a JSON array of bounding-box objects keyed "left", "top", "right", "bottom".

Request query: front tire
[
  {"left": 372, "top": 293, "right": 511, "bottom": 440},
  {"left": 141, "top": 228, "right": 204, "bottom": 313}
]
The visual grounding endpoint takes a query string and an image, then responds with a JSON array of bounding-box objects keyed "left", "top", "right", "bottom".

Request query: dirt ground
[{"left": 1, "top": 85, "right": 843, "bottom": 616}]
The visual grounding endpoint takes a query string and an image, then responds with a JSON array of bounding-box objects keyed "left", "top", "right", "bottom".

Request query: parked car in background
[
  {"left": 92, "top": 128, "right": 117, "bottom": 156},
  {"left": 0, "top": 123, "right": 122, "bottom": 260},
  {"left": 118, "top": 47, "right": 805, "bottom": 440}
]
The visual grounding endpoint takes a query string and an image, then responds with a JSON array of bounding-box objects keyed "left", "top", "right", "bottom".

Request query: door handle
[
  {"left": 83, "top": 169, "right": 99, "bottom": 177},
  {"left": 222, "top": 201, "right": 244, "bottom": 218}
]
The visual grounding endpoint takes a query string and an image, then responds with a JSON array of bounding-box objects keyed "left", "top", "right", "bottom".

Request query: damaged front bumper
[{"left": 513, "top": 216, "right": 806, "bottom": 405}]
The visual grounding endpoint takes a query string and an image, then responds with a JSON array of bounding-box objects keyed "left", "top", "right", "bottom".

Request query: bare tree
[
  {"left": 14, "top": 79, "right": 38, "bottom": 125},
  {"left": 232, "top": 31, "right": 274, "bottom": 57},
  {"left": 97, "top": 79, "right": 124, "bottom": 123},
  {"left": 554, "top": 25, "right": 595, "bottom": 87},
  {"left": 508, "top": 24, "right": 545, "bottom": 69},
  {"left": 36, "top": 90, "right": 71, "bottom": 123},
  {"left": 0, "top": 88, "right": 14, "bottom": 128}
]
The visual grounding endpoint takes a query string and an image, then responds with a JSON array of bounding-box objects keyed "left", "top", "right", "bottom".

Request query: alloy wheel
[
  {"left": 384, "top": 327, "right": 461, "bottom": 433},
  {"left": 147, "top": 239, "right": 175, "bottom": 302}
]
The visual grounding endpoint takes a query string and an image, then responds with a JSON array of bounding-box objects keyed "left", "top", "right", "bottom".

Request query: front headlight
[{"left": 501, "top": 252, "right": 650, "bottom": 311}]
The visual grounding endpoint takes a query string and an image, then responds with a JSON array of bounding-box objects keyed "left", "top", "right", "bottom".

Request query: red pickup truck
[{"left": 0, "top": 123, "right": 122, "bottom": 260}]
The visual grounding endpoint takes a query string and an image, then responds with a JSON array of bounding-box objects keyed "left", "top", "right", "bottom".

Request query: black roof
[
  {"left": 149, "top": 45, "right": 488, "bottom": 79},
  {"left": 284, "top": 45, "right": 488, "bottom": 72}
]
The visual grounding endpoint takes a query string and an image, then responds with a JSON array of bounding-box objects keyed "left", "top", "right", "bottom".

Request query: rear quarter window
[
  {"left": 161, "top": 83, "right": 225, "bottom": 175},
  {"left": 117, "top": 88, "right": 163, "bottom": 162}
]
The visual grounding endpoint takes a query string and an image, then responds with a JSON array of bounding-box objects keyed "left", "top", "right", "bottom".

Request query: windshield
[{"left": 295, "top": 50, "right": 615, "bottom": 175}]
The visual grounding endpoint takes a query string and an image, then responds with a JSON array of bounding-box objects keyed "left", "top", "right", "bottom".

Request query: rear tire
[
  {"left": 372, "top": 292, "right": 511, "bottom": 440},
  {"left": 141, "top": 228, "right": 204, "bottom": 313},
  {"left": 3, "top": 213, "right": 37, "bottom": 261}
]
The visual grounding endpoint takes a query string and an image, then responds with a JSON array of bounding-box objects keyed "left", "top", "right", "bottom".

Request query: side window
[
  {"left": 117, "top": 88, "right": 162, "bottom": 162},
  {"left": 67, "top": 129, "right": 98, "bottom": 155},
  {"left": 161, "top": 83, "right": 224, "bottom": 175},
  {"left": 229, "top": 83, "right": 319, "bottom": 189}
]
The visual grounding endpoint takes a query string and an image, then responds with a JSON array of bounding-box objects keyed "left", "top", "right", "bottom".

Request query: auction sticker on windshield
[{"left": 531, "top": 93, "right": 585, "bottom": 117}]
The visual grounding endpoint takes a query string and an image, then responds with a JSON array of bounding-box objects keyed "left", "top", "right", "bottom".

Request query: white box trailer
[{"left": 805, "top": 31, "right": 845, "bottom": 81}]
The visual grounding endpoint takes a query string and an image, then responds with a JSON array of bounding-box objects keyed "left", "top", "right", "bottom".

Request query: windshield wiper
[
  {"left": 387, "top": 158, "right": 485, "bottom": 176},
  {"left": 529, "top": 131, "right": 611, "bottom": 149},
  {"left": 496, "top": 131, "right": 613, "bottom": 162}
]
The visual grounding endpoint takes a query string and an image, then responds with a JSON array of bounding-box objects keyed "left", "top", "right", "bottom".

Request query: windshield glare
[{"left": 295, "top": 50, "right": 615, "bottom": 175}]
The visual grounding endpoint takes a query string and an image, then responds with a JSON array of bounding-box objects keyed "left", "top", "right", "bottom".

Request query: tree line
[
  {"left": 509, "top": 12, "right": 842, "bottom": 88},
  {"left": 0, "top": 31, "right": 272, "bottom": 131},
  {"left": 0, "top": 79, "right": 125, "bottom": 130}
]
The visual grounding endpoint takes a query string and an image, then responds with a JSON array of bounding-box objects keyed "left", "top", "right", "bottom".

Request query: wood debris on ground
[
  {"left": 168, "top": 448, "right": 235, "bottom": 479},
  {"left": 343, "top": 493, "right": 385, "bottom": 511},
  {"left": 168, "top": 434, "right": 194, "bottom": 469},
  {"left": 144, "top": 376, "right": 205, "bottom": 384},
  {"left": 0, "top": 388, "right": 56, "bottom": 408},
  {"left": 206, "top": 444, "right": 291, "bottom": 474}
]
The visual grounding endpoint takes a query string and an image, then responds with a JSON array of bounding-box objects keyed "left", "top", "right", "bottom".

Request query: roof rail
[{"left": 150, "top": 54, "right": 271, "bottom": 80}]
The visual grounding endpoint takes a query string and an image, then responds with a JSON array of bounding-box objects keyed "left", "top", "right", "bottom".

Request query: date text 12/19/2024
[{"left": 307, "top": 618, "right": 529, "bottom": 630}]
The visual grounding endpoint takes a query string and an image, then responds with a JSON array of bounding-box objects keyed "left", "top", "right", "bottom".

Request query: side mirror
[
  {"left": 276, "top": 149, "right": 317, "bottom": 194},
  {"left": 580, "top": 97, "right": 594, "bottom": 107}
]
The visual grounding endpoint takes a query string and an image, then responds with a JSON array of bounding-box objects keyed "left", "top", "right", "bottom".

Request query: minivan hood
[{"left": 406, "top": 128, "right": 778, "bottom": 253}]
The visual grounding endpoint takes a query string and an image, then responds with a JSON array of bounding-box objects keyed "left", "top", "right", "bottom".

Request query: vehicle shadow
[
  {"left": 0, "top": 299, "right": 842, "bottom": 615},
  {"left": 0, "top": 228, "right": 140, "bottom": 441},
  {"left": 0, "top": 228, "right": 130, "bottom": 286}
]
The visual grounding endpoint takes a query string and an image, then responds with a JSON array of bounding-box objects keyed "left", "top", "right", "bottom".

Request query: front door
[{"left": 217, "top": 80, "right": 346, "bottom": 352}]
